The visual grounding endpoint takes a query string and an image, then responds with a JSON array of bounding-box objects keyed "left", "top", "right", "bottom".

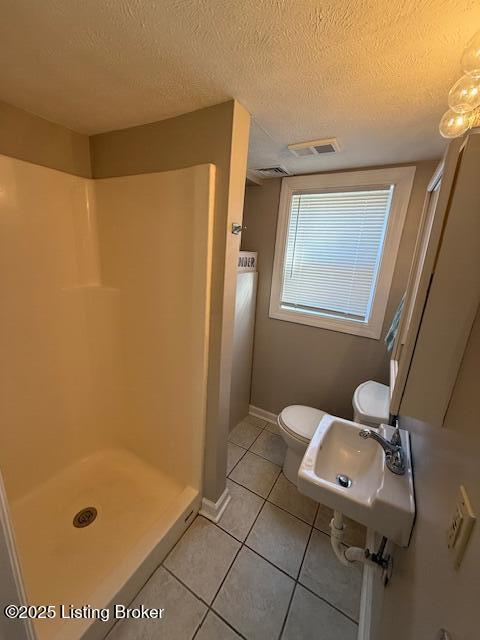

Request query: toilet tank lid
[
  {"left": 279, "top": 405, "right": 327, "bottom": 441},
  {"left": 353, "top": 381, "right": 390, "bottom": 424}
]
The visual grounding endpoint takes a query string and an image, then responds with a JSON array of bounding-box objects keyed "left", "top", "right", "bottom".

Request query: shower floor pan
[{"left": 10, "top": 448, "right": 199, "bottom": 640}]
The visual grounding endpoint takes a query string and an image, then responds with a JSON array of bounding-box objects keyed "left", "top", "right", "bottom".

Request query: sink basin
[{"left": 298, "top": 415, "right": 415, "bottom": 546}]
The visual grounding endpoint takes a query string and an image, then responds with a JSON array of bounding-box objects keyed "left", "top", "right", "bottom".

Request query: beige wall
[
  {"left": 400, "top": 134, "right": 480, "bottom": 425},
  {"left": 91, "top": 100, "right": 250, "bottom": 501},
  {"left": 0, "top": 100, "right": 91, "bottom": 177},
  {"left": 444, "top": 307, "right": 480, "bottom": 433},
  {"left": 378, "top": 309, "right": 480, "bottom": 640},
  {"left": 377, "top": 137, "right": 480, "bottom": 640},
  {"left": 241, "top": 161, "right": 437, "bottom": 418}
]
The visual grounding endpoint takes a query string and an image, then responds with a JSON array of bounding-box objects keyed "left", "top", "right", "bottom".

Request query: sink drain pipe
[{"left": 330, "top": 510, "right": 386, "bottom": 569}]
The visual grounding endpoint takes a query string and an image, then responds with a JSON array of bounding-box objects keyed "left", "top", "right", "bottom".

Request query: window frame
[{"left": 269, "top": 167, "right": 416, "bottom": 339}]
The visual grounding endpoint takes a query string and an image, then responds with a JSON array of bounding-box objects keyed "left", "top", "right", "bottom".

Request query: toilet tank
[{"left": 353, "top": 380, "right": 390, "bottom": 427}]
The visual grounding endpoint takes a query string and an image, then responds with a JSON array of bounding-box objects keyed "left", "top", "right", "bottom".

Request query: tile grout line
[
  {"left": 203, "top": 418, "right": 271, "bottom": 634},
  {"left": 215, "top": 517, "right": 360, "bottom": 628},
  {"left": 228, "top": 418, "right": 266, "bottom": 450},
  {"left": 112, "top": 415, "right": 359, "bottom": 639},
  {"left": 227, "top": 419, "right": 268, "bottom": 474},
  {"left": 295, "top": 580, "right": 360, "bottom": 626},
  {"left": 168, "top": 417, "right": 359, "bottom": 637},
  {"left": 226, "top": 446, "right": 248, "bottom": 476},
  {"left": 227, "top": 469, "right": 281, "bottom": 500},
  {"left": 228, "top": 475, "right": 316, "bottom": 527},
  {"left": 105, "top": 506, "right": 209, "bottom": 639},
  {"left": 277, "top": 514, "right": 316, "bottom": 638},
  {"left": 190, "top": 607, "right": 209, "bottom": 640},
  {"left": 204, "top": 445, "right": 283, "bottom": 635},
  {"left": 162, "top": 565, "right": 249, "bottom": 640},
  {"left": 263, "top": 454, "right": 302, "bottom": 639},
  {"left": 228, "top": 460, "right": 318, "bottom": 527},
  {"left": 294, "top": 500, "right": 361, "bottom": 626},
  {"left": 246, "top": 447, "right": 285, "bottom": 467},
  {"left": 206, "top": 475, "right": 270, "bottom": 638},
  {"left": 226, "top": 448, "right": 361, "bottom": 628}
]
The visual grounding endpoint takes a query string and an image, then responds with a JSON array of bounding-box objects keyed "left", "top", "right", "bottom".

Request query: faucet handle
[{"left": 390, "top": 418, "right": 402, "bottom": 447}]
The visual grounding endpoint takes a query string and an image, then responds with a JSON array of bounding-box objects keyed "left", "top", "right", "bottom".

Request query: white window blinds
[{"left": 281, "top": 187, "right": 394, "bottom": 322}]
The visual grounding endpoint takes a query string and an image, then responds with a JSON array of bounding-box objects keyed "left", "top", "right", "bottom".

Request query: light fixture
[
  {"left": 461, "top": 30, "right": 480, "bottom": 78},
  {"left": 439, "top": 29, "right": 480, "bottom": 138},
  {"left": 448, "top": 74, "right": 480, "bottom": 113},
  {"left": 439, "top": 109, "right": 471, "bottom": 139}
]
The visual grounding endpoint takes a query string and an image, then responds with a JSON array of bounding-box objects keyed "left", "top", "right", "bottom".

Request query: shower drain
[{"left": 73, "top": 507, "right": 97, "bottom": 528}]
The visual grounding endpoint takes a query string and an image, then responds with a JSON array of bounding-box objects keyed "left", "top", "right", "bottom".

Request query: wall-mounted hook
[{"left": 231, "top": 223, "right": 246, "bottom": 235}]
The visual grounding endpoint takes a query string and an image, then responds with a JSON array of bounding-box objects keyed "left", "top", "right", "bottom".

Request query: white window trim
[{"left": 269, "top": 167, "right": 416, "bottom": 339}]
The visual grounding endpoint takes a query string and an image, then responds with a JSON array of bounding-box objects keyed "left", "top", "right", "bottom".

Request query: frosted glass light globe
[
  {"left": 439, "top": 109, "right": 470, "bottom": 138},
  {"left": 448, "top": 74, "right": 480, "bottom": 113},
  {"left": 461, "top": 30, "right": 480, "bottom": 78}
]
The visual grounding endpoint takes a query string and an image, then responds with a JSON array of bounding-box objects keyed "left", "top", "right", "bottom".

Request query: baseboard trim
[
  {"left": 249, "top": 404, "right": 278, "bottom": 425},
  {"left": 199, "top": 487, "right": 231, "bottom": 523},
  {"left": 358, "top": 528, "right": 377, "bottom": 640}
]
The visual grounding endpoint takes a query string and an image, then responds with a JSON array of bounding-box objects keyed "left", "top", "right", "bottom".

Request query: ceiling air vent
[
  {"left": 254, "top": 165, "right": 290, "bottom": 178},
  {"left": 288, "top": 138, "right": 340, "bottom": 157}
]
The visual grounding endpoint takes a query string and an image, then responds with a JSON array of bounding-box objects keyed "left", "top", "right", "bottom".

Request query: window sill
[{"left": 269, "top": 306, "right": 383, "bottom": 339}]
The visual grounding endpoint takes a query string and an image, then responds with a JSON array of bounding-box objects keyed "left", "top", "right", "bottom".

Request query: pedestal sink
[{"left": 297, "top": 415, "right": 415, "bottom": 546}]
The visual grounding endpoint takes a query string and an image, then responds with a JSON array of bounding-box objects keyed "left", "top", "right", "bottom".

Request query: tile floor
[{"left": 107, "top": 415, "right": 365, "bottom": 640}]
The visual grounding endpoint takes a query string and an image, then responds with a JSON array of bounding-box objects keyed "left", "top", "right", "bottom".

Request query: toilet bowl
[
  {"left": 278, "top": 405, "right": 327, "bottom": 485},
  {"left": 277, "top": 380, "right": 390, "bottom": 485}
]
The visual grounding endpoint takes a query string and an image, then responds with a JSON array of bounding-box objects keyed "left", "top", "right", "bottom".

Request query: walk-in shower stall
[{"left": 0, "top": 155, "right": 215, "bottom": 640}]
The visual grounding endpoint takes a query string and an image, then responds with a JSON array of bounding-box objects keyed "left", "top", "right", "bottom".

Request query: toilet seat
[
  {"left": 278, "top": 405, "right": 326, "bottom": 443},
  {"left": 352, "top": 380, "right": 390, "bottom": 425}
]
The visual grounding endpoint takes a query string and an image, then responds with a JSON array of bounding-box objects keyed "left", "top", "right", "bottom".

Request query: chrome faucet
[{"left": 359, "top": 428, "right": 406, "bottom": 475}]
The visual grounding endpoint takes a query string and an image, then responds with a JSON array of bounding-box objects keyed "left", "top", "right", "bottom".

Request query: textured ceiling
[{"left": 1, "top": 0, "right": 479, "bottom": 173}]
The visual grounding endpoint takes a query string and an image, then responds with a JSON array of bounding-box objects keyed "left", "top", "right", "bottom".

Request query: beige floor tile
[
  {"left": 164, "top": 517, "right": 240, "bottom": 604},
  {"left": 244, "top": 414, "right": 268, "bottom": 429},
  {"left": 314, "top": 503, "right": 333, "bottom": 535},
  {"left": 314, "top": 504, "right": 366, "bottom": 547},
  {"left": 227, "top": 442, "right": 247, "bottom": 474},
  {"left": 106, "top": 566, "right": 206, "bottom": 640},
  {"left": 264, "top": 420, "right": 280, "bottom": 435},
  {"left": 299, "top": 529, "right": 362, "bottom": 621},
  {"left": 219, "top": 479, "right": 264, "bottom": 541},
  {"left": 213, "top": 547, "right": 294, "bottom": 640},
  {"left": 229, "top": 451, "right": 281, "bottom": 498},
  {"left": 246, "top": 502, "right": 311, "bottom": 578},
  {"left": 268, "top": 473, "right": 318, "bottom": 524},
  {"left": 250, "top": 430, "right": 287, "bottom": 466},
  {"left": 195, "top": 611, "right": 242, "bottom": 640},
  {"left": 228, "top": 420, "right": 262, "bottom": 448},
  {"left": 282, "top": 584, "right": 358, "bottom": 640}
]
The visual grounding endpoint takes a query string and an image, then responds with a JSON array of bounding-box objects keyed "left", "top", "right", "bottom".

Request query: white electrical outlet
[{"left": 447, "top": 485, "right": 476, "bottom": 569}]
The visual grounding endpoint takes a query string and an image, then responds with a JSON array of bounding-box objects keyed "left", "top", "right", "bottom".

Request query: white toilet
[{"left": 278, "top": 380, "right": 390, "bottom": 485}]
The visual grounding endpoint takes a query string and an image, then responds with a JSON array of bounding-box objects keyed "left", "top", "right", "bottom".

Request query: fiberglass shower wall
[
  {"left": 0, "top": 154, "right": 119, "bottom": 501},
  {"left": 94, "top": 165, "right": 215, "bottom": 489},
  {"left": 0, "top": 156, "right": 213, "bottom": 502},
  {"left": 0, "top": 155, "right": 214, "bottom": 640}
]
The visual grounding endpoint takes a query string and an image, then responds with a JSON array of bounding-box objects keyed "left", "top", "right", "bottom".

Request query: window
[{"left": 269, "top": 167, "right": 415, "bottom": 338}]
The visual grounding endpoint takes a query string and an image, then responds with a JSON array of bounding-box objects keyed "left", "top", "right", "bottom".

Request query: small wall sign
[{"left": 237, "top": 251, "right": 257, "bottom": 272}]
